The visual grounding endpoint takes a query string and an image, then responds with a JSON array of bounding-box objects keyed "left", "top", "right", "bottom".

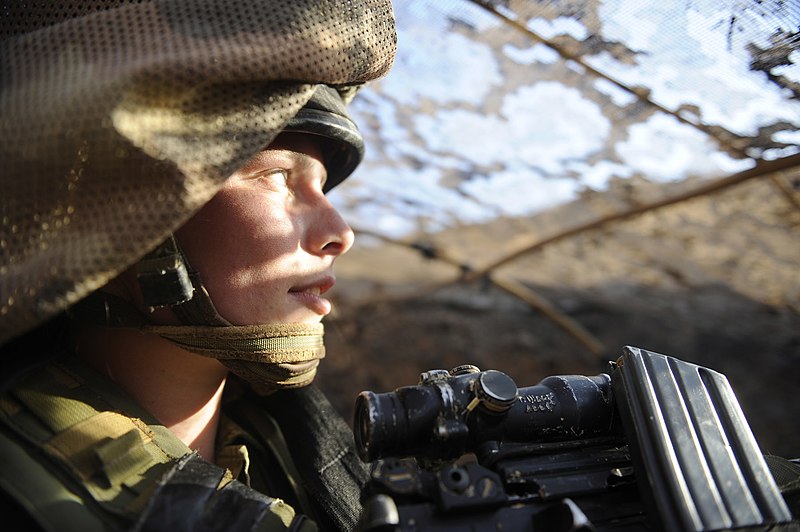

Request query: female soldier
[{"left": 0, "top": 1, "right": 397, "bottom": 530}]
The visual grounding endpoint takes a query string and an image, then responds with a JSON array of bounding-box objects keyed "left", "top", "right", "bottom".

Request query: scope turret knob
[{"left": 464, "top": 370, "right": 518, "bottom": 414}]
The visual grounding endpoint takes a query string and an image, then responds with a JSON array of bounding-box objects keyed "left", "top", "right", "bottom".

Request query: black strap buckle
[{"left": 136, "top": 235, "right": 194, "bottom": 309}]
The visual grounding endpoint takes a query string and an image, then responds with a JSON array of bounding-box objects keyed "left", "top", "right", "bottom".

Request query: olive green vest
[{"left": 0, "top": 356, "right": 318, "bottom": 531}]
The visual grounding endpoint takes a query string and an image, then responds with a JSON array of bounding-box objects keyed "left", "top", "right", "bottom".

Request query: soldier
[{"left": 0, "top": 1, "right": 396, "bottom": 530}]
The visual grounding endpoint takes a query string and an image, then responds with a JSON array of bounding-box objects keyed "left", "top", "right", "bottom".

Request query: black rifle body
[{"left": 354, "top": 347, "right": 795, "bottom": 531}]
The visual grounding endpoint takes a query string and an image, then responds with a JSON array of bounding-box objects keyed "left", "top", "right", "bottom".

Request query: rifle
[{"left": 353, "top": 346, "right": 796, "bottom": 531}]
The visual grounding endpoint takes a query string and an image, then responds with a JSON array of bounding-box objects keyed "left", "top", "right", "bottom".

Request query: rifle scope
[{"left": 354, "top": 366, "right": 615, "bottom": 462}]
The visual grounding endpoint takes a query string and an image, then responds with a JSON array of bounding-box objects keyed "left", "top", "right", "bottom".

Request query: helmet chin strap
[{"left": 72, "top": 235, "right": 327, "bottom": 395}]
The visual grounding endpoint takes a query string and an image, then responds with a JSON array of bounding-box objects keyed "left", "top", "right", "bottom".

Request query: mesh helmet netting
[{"left": 0, "top": 1, "right": 397, "bottom": 345}]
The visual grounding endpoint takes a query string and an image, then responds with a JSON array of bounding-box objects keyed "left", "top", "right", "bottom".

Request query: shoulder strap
[
  {"left": 0, "top": 358, "right": 187, "bottom": 521},
  {"left": 0, "top": 357, "right": 312, "bottom": 531},
  {"left": 131, "top": 452, "right": 316, "bottom": 532},
  {"left": 0, "top": 426, "right": 111, "bottom": 532},
  {"left": 229, "top": 385, "right": 370, "bottom": 532}
]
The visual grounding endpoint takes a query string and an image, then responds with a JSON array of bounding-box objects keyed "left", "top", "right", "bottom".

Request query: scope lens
[
  {"left": 354, "top": 391, "right": 377, "bottom": 462},
  {"left": 354, "top": 389, "right": 416, "bottom": 462}
]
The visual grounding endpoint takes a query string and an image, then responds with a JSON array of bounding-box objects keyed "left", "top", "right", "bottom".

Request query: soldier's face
[{"left": 175, "top": 133, "right": 354, "bottom": 325}]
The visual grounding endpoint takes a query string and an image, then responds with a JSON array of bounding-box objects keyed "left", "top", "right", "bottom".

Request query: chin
[
  {"left": 292, "top": 315, "right": 325, "bottom": 325},
  {"left": 253, "top": 312, "right": 324, "bottom": 326}
]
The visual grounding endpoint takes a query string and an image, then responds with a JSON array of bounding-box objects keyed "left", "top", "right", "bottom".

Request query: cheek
[{"left": 177, "top": 189, "right": 296, "bottom": 286}]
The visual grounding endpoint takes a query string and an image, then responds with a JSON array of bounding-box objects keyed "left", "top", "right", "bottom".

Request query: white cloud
[
  {"left": 616, "top": 113, "right": 752, "bottom": 181},
  {"left": 413, "top": 82, "right": 610, "bottom": 174},
  {"left": 772, "top": 56, "right": 800, "bottom": 83},
  {"left": 761, "top": 146, "right": 800, "bottom": 160},
  {"left": 337, "top": 164, "right": 497, "bottom": 235},
  {"left": 414, "top": 110, "right": 507, "bottom": 166},
  {"left": 502, "top": 43, "right": 559, "bottom": 65},
  {"left": 773, "top": 129, "right": 800, "bottom": 145},
  {"left": 597, "top": 0, "right": 658, "bottom": 50},
  {"left": 527, "top": 16, "right": 589, "bottom": 41},
  {"left": 381, "top": 25, "right": 501, "bottom": 106},
  {"left": 591, "top": 1, "right": 800, "bottom": 136},
  {"left": 501, "top": 83, "right": 611, "bottom": 172},
  {"left": 567, "top": 160, "right": 635, "bottom": 190},
  {"left": 461, "top": 169, "right": 578, "bottom": 217},
  {"left": 401, "top": 0, "right": 501, "bottom": 33},
  {"left": 593, "top": 78, "right": 637, "bottom": 107}
]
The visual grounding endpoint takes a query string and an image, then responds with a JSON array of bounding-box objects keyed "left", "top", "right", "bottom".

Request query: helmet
[
  {"left": 284, "top": 84, "right": 366, "bottom": 193},
  {"left": 0, "top": 0, "right": 396, "bottom": 346}
]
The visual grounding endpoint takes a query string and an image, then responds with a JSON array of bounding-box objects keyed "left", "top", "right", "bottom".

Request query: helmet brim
[{"left": 282, "top": 86, "right": 365, "bottom": 192}]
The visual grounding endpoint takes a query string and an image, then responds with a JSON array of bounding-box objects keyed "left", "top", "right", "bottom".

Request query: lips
[
  {"left": 289, "top": 276, "right": 335, "bottom": 315},
  {"left": 290, "top": 276, "right": 334, "bottom": 295}
]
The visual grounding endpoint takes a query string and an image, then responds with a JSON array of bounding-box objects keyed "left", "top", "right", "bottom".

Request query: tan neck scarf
[
  {"left": 144, "top": 323, "right": 326, "bottom": 395},
  {"left": 70, "top": 291, "right": 325, "bottom": 394}
]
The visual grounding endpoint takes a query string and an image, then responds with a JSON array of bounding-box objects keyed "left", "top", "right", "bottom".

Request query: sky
[{"left": 330, "top": 0, "right": 800, "bottom": 239}]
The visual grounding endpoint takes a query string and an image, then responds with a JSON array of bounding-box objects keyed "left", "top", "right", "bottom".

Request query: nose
[{"left": 305, "top": 196, "right": 355, "bottom": 257}]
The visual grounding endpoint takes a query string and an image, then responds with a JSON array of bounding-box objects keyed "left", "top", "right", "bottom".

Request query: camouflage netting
[{"left": 0, "top": 0, "right": 397, "bottom": 345}]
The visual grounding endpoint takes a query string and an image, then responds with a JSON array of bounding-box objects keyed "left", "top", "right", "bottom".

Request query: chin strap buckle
[{"left": 136, "top": 235, "right": 194, "bottom": 309}]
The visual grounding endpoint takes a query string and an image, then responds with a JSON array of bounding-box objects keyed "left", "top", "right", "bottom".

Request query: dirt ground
[{"left": 316, "top": 172, "right": 800, "bottom": 458}]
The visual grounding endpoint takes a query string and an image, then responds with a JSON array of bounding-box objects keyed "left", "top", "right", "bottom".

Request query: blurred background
[{"left": 317, "top": 0, "right": 800, "bottom": 458}]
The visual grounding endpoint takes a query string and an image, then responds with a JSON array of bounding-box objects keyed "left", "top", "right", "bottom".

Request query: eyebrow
[{"left": 238, "top": 148, "right": 322, "bottom": 177}]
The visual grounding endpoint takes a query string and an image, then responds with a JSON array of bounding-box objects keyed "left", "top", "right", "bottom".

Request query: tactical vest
[{"left": 0, "top": 354, "right": 367, "bottom": 531}]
